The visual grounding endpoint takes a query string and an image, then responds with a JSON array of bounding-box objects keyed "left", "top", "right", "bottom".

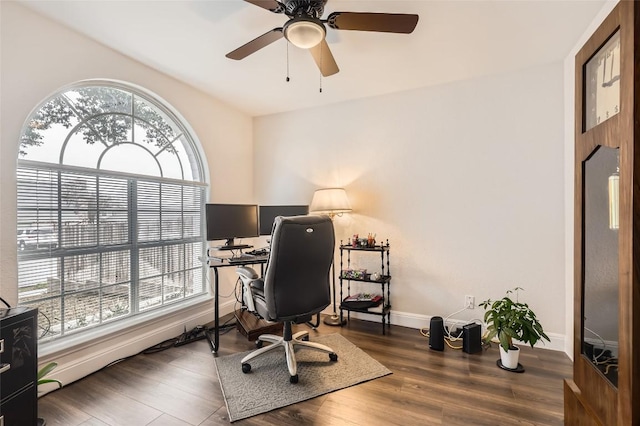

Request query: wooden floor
[{"left": 38, "top": 316, "right": 572, "bottom": 425}]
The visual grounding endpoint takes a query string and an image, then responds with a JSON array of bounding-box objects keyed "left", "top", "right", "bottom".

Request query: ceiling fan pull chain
[
  {"left": 319, "top": 44, "right": 323, "bottom": 93},
  {"left": 286, "top": 41, "right": 290, "bottom": 82}
]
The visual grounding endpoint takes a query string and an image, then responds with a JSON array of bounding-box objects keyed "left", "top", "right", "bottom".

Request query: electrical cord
[
  {"left": 604, "top": 362, "right": 618, "bottom": 375},
  {"left": 419, "top": 326, "right": 463, "bottom": 349},
  {"left": 143, "top": 321, "right": 240, "bottom": 353},
  {"left": 446, "top": 339, "right": 462, "bottom": 350},
  {"left": 0, "top": 296, "right": 11, "bottom": 309},
  {"left": 38, "top": 310, "right": 53, "bottom": 339},
  {"left": 443, "top": 307, "right": 467, "bottom": 340},
  {"left": 142, "top": 338, "right": 179, "bottom": 354},
  {"left": 419, "top": 314, "right": 464, "bottom": 350},
  {"left": 206, "top": 266, "right": 240, "bottom": 299},
  {"left": 235, "top": 276, "right": 243, "bottom": 305},
  {"left": 419, "top": 309, "right": 486, "bottom": 350},
  {"left": 217, "top": 315, "right": 237, "bottom": 336},
  {"left": 584, "top": 326, "right": 607, "bottom": 362},
  {"left": 419, "top": 307, "right": 465, "bottom": 340},
  {"left": 77, "top": 338, "right": 171, "bottom": 382},
  {"left": 481, "top": 330, "right": 494, "bottom": 350}
]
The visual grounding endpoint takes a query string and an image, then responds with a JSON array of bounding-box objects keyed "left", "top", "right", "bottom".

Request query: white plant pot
[{"left": 499, "top": 344, "right": 520, "bottom": 369}]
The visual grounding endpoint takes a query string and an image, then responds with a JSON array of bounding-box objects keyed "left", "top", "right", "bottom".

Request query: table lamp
[{"left": 310, "top": 187, "right": 352, "bottom": 326}]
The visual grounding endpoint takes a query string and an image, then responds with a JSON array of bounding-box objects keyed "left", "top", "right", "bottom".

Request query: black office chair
[{"left": 236, "top": 215, "right": 338, "bottom": 383}]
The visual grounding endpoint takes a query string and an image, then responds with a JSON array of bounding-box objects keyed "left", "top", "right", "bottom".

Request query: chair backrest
[{"left": 262, "top": 215, "right": 335, "bottom": 322}]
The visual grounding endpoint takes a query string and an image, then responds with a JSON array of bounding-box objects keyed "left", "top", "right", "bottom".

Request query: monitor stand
[{"left": 214, "top": 239, "right": 252, "bottom": 251}]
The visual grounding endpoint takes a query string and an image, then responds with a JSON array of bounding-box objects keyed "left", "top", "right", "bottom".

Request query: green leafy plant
[
  {"left": 479, "top": 287, "right": 550, "bottom": 352},
  {"left": 37, "top": 362, "right": 62, "bottom": 426},
  {"left": 37, "top": 362, "right": 62, "bottom": 390}
]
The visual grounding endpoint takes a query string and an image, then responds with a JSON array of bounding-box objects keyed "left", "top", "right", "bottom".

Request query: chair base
[{"left": 241, "top": 321, "right": 337, "bottom": 382}]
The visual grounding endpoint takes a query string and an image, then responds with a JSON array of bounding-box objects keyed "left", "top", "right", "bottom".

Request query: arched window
[{"left": 17, "top": 81, "right": 207, "bottom": 343}]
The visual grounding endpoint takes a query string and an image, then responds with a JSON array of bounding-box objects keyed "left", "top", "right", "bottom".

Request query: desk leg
[{"left": 207, "top": 266, "right": 220, "bottom": 353}]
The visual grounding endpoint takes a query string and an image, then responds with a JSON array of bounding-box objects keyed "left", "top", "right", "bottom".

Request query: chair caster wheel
[
  {"left": 290, "top": 374, "right": 299, "bottom": 384},
  {"left": 242, "top": 363, "right": 251, "bottom": 373},
  {"left": 329, "top": 352, "right": 338, "bottom": 362},
  {"left": 255, "top": 340, "right": 264, "bottom": 348}
]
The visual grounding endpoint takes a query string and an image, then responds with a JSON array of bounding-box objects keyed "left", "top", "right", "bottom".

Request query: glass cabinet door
[{"left": 582, "top": 145, "right": 619, "bottom": 387}]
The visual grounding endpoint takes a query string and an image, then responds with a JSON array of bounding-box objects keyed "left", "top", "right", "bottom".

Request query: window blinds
[{"left": 17, "top": 162, "right": 206, "bottom": 341}]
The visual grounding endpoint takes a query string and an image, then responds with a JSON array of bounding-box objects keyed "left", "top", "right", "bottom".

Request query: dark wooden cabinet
[
  {"left": 0, "top": 307, "right": 38, "bottom": 426},
  {"left": 566, "top": 2, "right": 639, "bottom": 424}
]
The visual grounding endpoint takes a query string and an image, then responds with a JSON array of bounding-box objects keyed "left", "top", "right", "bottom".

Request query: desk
[{"left": 206, "top": 255, "right": 268, "bottom": 353}]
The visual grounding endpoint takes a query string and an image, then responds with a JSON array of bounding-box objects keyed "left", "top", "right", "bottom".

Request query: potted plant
[
  {"left": 37, "top": 362, "right": 62, "bottom": 426},
  {"left": 479, "top": 287, "right": 549, "bottom": 371}
]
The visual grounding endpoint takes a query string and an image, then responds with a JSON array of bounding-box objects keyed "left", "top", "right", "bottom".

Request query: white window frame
[{"left": 17, "top": 81, "right": 209, "bottom": 344}]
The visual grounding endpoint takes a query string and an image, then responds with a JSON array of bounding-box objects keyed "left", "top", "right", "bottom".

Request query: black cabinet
[
  {"left": 1, "top": 307, "right": 38, "bottom": 426},
  {"left": 339, "top": 241, "right": 391, "bottom": 334}
]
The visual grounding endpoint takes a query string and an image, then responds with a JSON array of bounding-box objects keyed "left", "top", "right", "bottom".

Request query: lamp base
[{"left": 323, "top": 314, "right": 346, "bottom": 326}]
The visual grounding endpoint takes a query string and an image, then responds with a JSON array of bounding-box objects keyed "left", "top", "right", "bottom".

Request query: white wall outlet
[{"left": 465, "top": 295, "right": 475, "bottom": 309}]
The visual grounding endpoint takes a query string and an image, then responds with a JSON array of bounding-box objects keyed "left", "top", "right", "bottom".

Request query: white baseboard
[
  {"left": 341, "top": 309, "right": 566, "bottom": 353},
  {"left": 38, "top": 298, "right": 239, "bottom": 396},
  {"left": 40, "top": 303, "right": 567, "bottom": 395}
]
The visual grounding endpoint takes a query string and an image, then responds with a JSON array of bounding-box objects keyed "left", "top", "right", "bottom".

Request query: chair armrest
[{"left": 236, "top": 266, "right": 259, "bottom": 280}]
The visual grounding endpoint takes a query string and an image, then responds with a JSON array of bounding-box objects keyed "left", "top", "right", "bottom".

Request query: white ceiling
[{"left": 21, "top": 0, "right": 605, "bottom": 117}]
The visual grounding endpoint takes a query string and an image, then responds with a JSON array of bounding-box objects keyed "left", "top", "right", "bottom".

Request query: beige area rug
[{"left": 214, "top": 333, "right": 392, "bottom": 422}]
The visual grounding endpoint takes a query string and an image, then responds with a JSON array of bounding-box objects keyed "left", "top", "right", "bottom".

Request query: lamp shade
[{"left": 309, "top": 188, "right": 352, "bottom": 216}]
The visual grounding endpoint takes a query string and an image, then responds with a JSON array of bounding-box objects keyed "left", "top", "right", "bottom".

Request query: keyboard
[
  {"left": 227, "top": 254, "right": 267, "bottom": 264},
  {"left": 246, "top": 248, "right": 269, "bottom": 256}
]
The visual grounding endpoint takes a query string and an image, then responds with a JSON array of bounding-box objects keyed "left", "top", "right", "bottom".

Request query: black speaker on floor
[
  {"left": 429, "top": 316, "right": 444, "bottom": 351},
  {"left": 462, "top": 323, "right": 482, "bottom": 354}
]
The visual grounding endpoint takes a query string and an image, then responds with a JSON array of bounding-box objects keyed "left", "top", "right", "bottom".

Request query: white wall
[
  {"left": 0, "top": 2, "right": 252, "bottom": 385},
  {"left": 254, "top": 62, "right": 567, "bottom": 350}
]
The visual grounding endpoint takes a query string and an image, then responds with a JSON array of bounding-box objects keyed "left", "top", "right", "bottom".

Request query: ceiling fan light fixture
[{"left": 284, "top": 18, "right": 325, "bottom": 49}]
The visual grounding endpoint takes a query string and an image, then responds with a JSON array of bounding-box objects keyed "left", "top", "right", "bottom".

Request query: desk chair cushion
[{"left": 249, "top": 279, "right": 269, "bottom": 320}]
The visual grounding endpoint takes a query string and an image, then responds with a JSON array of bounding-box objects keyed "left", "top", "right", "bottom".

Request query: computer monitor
[
  {"left": 205, "top": 203, "right": 259, "bottom": 247},
  {"left": 259, "top": 205, "right": 309, "bottom": 235}
]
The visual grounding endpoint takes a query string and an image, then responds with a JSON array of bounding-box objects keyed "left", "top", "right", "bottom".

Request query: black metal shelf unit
[{"left": 338, "top": 241, "right": 391, "bottom": 334}]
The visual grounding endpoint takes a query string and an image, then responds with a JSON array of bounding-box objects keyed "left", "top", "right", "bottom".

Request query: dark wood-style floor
[{"left": 39, "top": 315, "right": 572, "bottom": 425}]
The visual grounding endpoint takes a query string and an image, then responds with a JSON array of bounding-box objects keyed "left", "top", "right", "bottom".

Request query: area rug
[{"left": 214, "top": 333, "right": 392, "bottom": 422}]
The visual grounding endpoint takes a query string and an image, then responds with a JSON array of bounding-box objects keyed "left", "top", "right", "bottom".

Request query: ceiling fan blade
[
  {"left": 243, "top": 0, "right": 283, "bottom": 13},
  {"left": 327, "top": 12, "right": 419, "bottom": 34},
  {"left": 309, "top": 39, "right": 339, "bottom": 77},
  {"left": 226, "top": 28, "right": 284, "bottom": 60}
]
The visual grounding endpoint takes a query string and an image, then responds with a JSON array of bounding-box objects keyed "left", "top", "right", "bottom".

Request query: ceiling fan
[{"left": 226, "top": 0, "right": 419, "bottom": 77}]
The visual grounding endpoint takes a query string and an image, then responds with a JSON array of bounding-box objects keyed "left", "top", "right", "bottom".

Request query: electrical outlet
[{"left": 465, "top": 295, "right": 475, "bottom": 309}]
